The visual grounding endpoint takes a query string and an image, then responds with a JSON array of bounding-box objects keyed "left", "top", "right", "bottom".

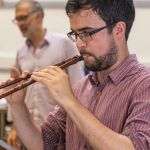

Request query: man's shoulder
[
  {"left": 46, "top": 32, "right": 68, "bottom": 41},
  {"left": 141, "top": 66, "right": 150, "bottom": 82},
  {"left": 132, "top": 65, "right": 150, "bottom": 89},
  {"left": 138, "top": 65, "right": 150, "bottom": 77}
]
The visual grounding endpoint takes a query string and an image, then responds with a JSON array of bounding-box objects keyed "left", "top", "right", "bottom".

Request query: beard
[{"left": 81, "top": 39, "right": 118, "bottom": 72}]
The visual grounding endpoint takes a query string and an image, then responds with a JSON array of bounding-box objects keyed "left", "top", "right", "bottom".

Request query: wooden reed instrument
[{"left": 0, "top": 55, "right": 83, "bottom": 99}]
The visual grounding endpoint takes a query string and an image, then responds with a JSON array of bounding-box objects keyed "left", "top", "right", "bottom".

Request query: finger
[
  {"left": 7, "top": 137, "right": 11, "bottom": 145},
  {"left": 12, "top": 139, "right": 17, "bottom": 147},
  {"left": 41, "top": 66, "right": 65, "bottom": 77},
  {"left": 46, "top": 66, "right": 64, "bottom": 73},
  {"left": 31, "top": 74, "right": 53, "bottom": 87},
  {"left": 0, "top": 78, "right": 13, "bottom": 86},
  {"left": 32, "top": 71, "right": 54, "bottom": 82},
  {"left": 22, "top": 70, "right": 30, "bottom": 78},
  {"left": 9, "top": 66, "right": 20, "bottom": 79},
  {"left": 9, "top": 138, "right": 13, "bottom": 146}
]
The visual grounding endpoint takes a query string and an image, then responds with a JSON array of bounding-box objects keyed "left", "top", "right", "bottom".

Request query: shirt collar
[
  {"left": 25, "top": 30, "right": 50, "bottom": 48},
  {"left": 89, "top": 54, "right": 139, "bottom": 86}
]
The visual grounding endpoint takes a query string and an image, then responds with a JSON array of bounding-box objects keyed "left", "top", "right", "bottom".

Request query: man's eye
[
  {"left": 72, "top": 32, "right": 76, "bottom": 35},
  {"left": 82, "top": 32, "right": 89, "bottom": 36},
  {"left": 16, "top": 15, "right": 28, "bottom": 21}
]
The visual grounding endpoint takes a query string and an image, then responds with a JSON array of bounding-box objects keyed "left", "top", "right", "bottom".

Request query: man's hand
[
  {"left": 31, "top": 66, "right": 75, "bottom": 107},
  {"left": 7, "top": 127, "right": 22, "bottom": 149},
  {"left": 2, "top": 67, "right": 27, "bottom": 104}
]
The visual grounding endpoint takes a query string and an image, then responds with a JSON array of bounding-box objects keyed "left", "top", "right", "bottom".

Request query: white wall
[
  {"left": 128, "top": 8, "right": 150, "bottom": 65},
  {"left": 0, "top": 6, "right": 150, "bottom": 79}
]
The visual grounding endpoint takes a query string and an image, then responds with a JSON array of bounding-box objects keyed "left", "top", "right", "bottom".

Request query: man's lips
[
  {"left": 82, "top": 54, "right": 91, "bottom": 59},
  {"left": 20, "top": 26, "right": 28, "bottom": 33}
]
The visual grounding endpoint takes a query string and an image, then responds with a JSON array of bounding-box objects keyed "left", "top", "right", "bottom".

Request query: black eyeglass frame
[{"left": 67, "top": 25, "right": 108, "bottom": 42}]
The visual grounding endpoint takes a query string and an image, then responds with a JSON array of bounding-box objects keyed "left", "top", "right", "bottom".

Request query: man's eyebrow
[{"left": 70, "top": 27, "right": 93, "bottom": 32}]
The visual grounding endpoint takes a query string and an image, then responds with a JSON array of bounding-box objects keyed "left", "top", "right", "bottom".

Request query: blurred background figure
[
  {"left": 6, "top": 0, "right": 84, "bottom": 149},
  {"left": 0, "top": 0, "right": 4, "bottom": 7}
]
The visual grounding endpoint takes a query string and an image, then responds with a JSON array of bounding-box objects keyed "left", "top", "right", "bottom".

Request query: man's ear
[
  {"left": 36, "top": 11, "right": 43, "bottom": 22},
  {"left": 113, "top": 21, "right": 126, "bottom": 39}
]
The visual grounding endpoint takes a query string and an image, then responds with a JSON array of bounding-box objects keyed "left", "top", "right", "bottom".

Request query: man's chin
[
  {"left": 84, "top": 55, "right": 95, "bottom": 64},
  {"left": 21, "top": 33, "right": 27, "bottom": 38}
]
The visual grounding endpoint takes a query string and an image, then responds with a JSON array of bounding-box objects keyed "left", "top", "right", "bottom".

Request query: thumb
[{"left": 9, "top": 66, "right": 20, "bottom": 79}]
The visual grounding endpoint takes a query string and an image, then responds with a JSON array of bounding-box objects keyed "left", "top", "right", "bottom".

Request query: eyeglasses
[
  {"left": 67, "top": 25, "right": 108, "bottom": 42},
  {"left": 12, "top": 12, "right": 34, "bottom": 24}
]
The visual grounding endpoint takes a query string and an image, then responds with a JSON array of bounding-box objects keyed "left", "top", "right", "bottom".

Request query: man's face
[
  {"left": 14, "top": 3, "right": 38, "bottom": 38},
  {"left": 69, "top": 9, "right": 118, "bottom": 72}
]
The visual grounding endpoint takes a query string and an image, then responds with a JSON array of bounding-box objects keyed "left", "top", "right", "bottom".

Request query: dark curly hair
[{"left": 65, "top": 0, "right": 135, "bottom": 40}]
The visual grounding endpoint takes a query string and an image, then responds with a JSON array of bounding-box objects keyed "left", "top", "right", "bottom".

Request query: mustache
[{"left": 80, "top": 50, "right": 93, "bottom": 57}]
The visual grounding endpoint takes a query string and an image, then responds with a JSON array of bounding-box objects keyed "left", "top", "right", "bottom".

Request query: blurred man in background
[{"left": 6, "top": 0, "right": 84, "bottom": 149}]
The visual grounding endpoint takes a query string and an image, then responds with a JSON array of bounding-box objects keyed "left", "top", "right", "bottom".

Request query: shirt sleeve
[
  {"left": 122, "top": 81, "right": 150, "bottom": 150},
  {"left": 14, "top": 51, "right": 22, "bottom": 73},
  {"left": 7, "top": 51, "right": 21, "bottom": 122},
  {"left": 41, "top": 105, "right": 66, "bottom": 150}
]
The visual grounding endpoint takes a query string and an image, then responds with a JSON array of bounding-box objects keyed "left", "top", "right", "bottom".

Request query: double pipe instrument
[{"left": 0, "top": 55, "right": 83, "bottom": 99}]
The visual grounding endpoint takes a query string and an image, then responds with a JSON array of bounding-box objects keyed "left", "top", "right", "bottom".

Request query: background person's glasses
[
  {"left": 12, "top": 12, "right": 34, "bottom": 24},
  {"left": 67, "top": 25, "right": 108, "bottom": 42}
]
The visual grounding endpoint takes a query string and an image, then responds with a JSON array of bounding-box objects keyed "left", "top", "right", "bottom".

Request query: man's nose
[
  {"left": 16, "top": 20, "right": 27, "bottom": 26},
  {"left": 76, "top": 36, "right": 87, "bottom": 50}
]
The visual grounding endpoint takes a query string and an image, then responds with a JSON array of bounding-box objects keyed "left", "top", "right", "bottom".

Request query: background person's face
[{"left": 15, "top": 3, "right": 38, "bottom": 38}]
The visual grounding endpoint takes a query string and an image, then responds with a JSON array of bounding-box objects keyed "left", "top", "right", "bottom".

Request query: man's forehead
[
  {"left": 16, "top": 2, "right": 31, "bottom": 12},
  {"left": 69, "top": 9, "right": 103, "bottom": 30},
  {"left": 69, "top": 9, "right": 98, "bottom": 18}
]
